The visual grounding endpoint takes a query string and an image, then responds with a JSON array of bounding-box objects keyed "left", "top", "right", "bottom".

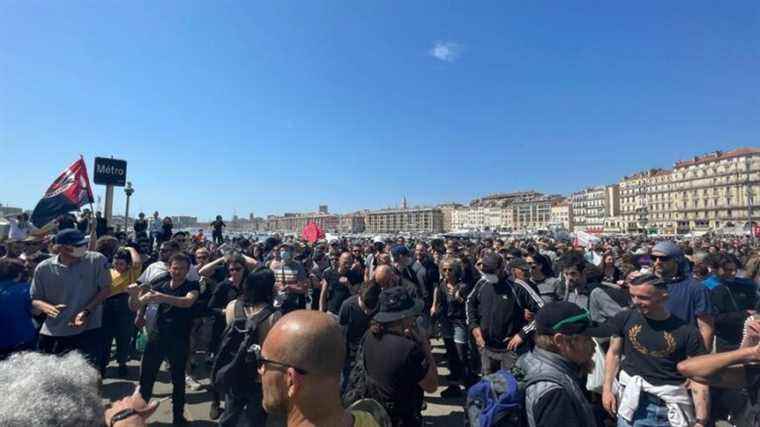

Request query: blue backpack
[{"left": 465, "top": 369, "right": 525, "bottom": 427}]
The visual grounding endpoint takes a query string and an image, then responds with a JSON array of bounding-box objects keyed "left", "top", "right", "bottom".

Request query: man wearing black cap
[
  {"left": 601, "top": 273, "right": 709, "bottom": 427},
  {"left": 390, "top": 244, "right": 424, "bottom": 300},
  {"left": 518, "top": 302, "right": 598, "bottom": 427},
  {"left": 466, "top": 252, "right": 542, "bottom": 374},
  {"left": 30, "top": 229, "right": 112, "bottom": 366}
]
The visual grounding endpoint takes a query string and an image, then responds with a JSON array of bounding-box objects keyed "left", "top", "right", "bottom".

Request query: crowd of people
[{"left": 2, "top": 208, "right": 760, "bottom": 427}]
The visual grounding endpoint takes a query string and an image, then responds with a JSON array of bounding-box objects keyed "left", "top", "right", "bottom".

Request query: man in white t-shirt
[{"left": 5, "top": 213, "right": 39, "bottom": 241}]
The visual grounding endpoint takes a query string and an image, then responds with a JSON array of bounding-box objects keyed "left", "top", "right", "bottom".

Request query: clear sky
[{"left": 2, "top": 1, "right": 758, "bottom": 221}]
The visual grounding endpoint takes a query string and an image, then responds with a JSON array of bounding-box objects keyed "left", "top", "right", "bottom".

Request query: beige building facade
[
  {"left": 364, "top": 207, "right": 444, "bottom": 233},
  {"left": 672, "top": 148, "right": 760, "bottom": 233}
]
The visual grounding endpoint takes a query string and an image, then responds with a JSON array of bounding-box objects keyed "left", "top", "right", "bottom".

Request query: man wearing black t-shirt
[
  {"left": 320, "top": 252, "right": 362, "bottom": 315},
  {"left": 211, "top": 215, "right": 226, "bottom": 246},
  {"left": 133, "top": 212, "right": 148, "bottom": 240},
  {"left": 135, "top": 253, "right": 199, "bottom": 426},
  {"left": 338, "top": 281, "right": 381, "bottom": 392},
  {"left": 601, "top": 273, "right": 709, "bottom": 427}
]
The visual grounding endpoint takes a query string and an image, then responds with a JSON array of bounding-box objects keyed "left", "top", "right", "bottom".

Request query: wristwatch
[
  {"left": 109, "top": 408, "right": 138, "bottom": 426},
  {"left": 694, "top": 418, "right": 708, "bottom": 426}
]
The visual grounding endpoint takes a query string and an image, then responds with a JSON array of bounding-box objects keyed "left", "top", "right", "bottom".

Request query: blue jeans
[{"left": 617, "top": 394, "right": 670, "bottom": 427}]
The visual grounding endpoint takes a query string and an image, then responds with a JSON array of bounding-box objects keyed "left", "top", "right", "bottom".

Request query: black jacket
[
  {"left": 711, "top": 278, "right": 758, "bottom": 348},
  {"left": 466, "top": 276, "right": 542, "bottom": 350}
]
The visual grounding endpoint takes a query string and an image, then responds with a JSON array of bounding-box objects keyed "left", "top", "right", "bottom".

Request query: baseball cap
[
  {"left": 535, "top": 302, "right": 594, "bottom": 336},
  {"left": 390, "top": 244, "right": 410, "bottom": 259},
  {"left": 55, "top": 229, "right": 88, "bottom": 247},
  {"left": 508, "top": 258, "right": 531, "bottom": 271}
]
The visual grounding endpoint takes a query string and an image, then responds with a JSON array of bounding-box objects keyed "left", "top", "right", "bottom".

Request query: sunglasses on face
[{"left": 257, "top": 357, "right": 308, "bottom": 375}]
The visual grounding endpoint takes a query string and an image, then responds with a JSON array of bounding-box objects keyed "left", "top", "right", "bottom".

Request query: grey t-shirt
[{"left": 30, "top": 252, "right": 111, "bottom": 337}]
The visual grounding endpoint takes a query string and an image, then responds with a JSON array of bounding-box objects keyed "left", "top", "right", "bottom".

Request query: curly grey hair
[{"left": 0, "top": 351, "right": 104, "bottom": 426}]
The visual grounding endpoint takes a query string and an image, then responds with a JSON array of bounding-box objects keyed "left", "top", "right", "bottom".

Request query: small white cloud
[{"left": 429, "top": 41, "right": 463, "bottom": 62}]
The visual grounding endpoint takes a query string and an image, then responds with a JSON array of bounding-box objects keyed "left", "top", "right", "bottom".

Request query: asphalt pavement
[{"left": 102, "top": 340, "right": 465, "bottom": 426}]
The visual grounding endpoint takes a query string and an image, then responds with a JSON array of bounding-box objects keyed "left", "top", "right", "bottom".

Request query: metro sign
[{"left": 93, "top": 157, "right": 127, "bottom": 186}]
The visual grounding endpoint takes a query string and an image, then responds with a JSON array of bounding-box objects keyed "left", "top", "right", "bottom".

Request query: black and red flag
[{"left": 31, "top": 157, "right": 94, "bottom": 227}]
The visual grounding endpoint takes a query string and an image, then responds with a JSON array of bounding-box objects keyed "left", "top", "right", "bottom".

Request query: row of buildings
[{"left": 255, "top": 147, "right": 759, "bottom": 235}]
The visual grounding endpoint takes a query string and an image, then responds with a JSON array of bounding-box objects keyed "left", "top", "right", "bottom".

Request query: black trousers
[
  {"left": 139, "top": 332, "right": 190, "bottom": 419},
  {"left": 38, "top": 328, "right": 102, "bottom": 367},
  {"left": 219, "top": 384, "right": 267, "bottom": 427},
  {"left": 213, "top": 232, "right": 224, "bottom": 245},
  {"left": 100, "top": 294, "right": 133, "bottom": 374}
]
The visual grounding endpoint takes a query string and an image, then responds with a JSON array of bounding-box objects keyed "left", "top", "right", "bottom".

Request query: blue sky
[{"left": 2, "top": 1, "right": 758, "bottom": 221}]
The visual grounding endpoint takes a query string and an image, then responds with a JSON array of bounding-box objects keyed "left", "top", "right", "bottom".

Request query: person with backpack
[
  {"left": 517, "top": 302, "right": 599, "bottom": 427},
  {"left": 213, "top": 268, "right": 281, "bottom": 427},
  {"left": 201, "top": 252, "right": 256, "bottom": 419}
]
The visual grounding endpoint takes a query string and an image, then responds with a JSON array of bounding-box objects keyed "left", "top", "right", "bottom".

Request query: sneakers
[
  {"left": 440, "top": 385, "right": 463, "bottom": 399},
  {"left": 185, "top": 375, "right": 203, "bottom": 391},
  {"left": 209, "top": 402, "right": 222, "bottom": 420}
]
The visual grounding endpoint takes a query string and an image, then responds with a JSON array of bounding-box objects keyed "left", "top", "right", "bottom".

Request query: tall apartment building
[
  {"left": 338, "top": 213, "right": 366, "bottom": 233},
  {"left": 264, "top": 212, "right": 340, "bottom": 233},
  {"left": 572, "top": 186, "right": 606, "bottom": 232},
  {"left": 549, "top": 201, "right": 574, "bottom": 231},
  {"left": 437, "top": 203, "right": 463, "bottom": 232},
  {"left": 469, "top": 191, "right": 544, "bottom": 208},
  {"left": 671, "top": 148, "right": 760, "bottom": 233},
  {"left": 510, "top": 195, "right": 564, "bottom": 231},
  {"left": 571, "top": 186, "right": 618, "bottom": 233},
  {"left": 619, "top": 169, "right": 669, "bottom": 233},
  {"left": 643, "top": 169, "right": 675, "bottom": 234},
  {"left": 364, "top": 207, "right": 444, "bottom": 233}
]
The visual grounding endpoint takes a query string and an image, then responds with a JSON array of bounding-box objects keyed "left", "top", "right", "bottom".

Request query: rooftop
[{"left": 674, "top": 147, "right": 760, "bottom": 168}]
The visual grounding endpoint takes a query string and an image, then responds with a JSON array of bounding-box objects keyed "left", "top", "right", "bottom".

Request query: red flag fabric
[
  {"left": 31, "top": 158, "right": 94, "bottom": 227},
  {"left": 302, "top": 222, "right": 325, "bottom": 243}
]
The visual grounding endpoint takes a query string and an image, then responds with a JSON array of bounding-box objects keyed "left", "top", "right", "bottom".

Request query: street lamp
[{"left": 124, "top": 182, "right": 134, "bottom": 234}]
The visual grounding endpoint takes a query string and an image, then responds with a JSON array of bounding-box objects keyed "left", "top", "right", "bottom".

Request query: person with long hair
[
  {"left": 431, "top": 258, "right": 472, "bottom": 397},
  {"left": 200, "top": 253, "right": 251, "bottom": 419}
]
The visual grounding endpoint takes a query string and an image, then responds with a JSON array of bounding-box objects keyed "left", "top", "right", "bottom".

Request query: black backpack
[{"left": 211, "top": 304, "right": 274, "bottom": 394}]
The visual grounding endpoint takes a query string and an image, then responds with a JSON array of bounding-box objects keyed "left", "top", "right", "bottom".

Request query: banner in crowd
[{"left": 31, "top": 157, "right": 94, "bottom": 227}]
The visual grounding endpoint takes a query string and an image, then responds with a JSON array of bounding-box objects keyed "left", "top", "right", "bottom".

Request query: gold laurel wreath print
[{"left": 627, "top": 324, "right": 677, "bottom": 358}]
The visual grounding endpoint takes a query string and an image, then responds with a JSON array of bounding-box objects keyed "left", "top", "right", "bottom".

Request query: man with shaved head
[
  {"left": 374, "top": 265, "right": 398, "bottom": 290},
  {"left": 259, "top": 310, "right": 380, "bottom": 427},
  {"left": 319, "top": 252, "right": 362, "bottom": 315}
]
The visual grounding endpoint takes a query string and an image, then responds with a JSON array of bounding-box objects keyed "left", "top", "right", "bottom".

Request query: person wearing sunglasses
[
  {"left": 518, "top": 301, "right": 599, "bottom": 427},
  {"left": 651, "top": 241, "right": 714, "bottom": 351},
  {"left": 601, "top": 273, "right": 709, "bottom": 427},
  {"left": 432, "top": 259, "right": 470, "bottom": 397},
  {"left": 260, "top": 310, "right": 382, "bottom": 427}
]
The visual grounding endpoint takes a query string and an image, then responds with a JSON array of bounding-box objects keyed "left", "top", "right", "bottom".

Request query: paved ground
[{"left": 102, "top": 340, "right": 465, "bottom": 426}]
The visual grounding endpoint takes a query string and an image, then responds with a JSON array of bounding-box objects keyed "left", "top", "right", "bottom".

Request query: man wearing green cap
[{"left": 518, "top": 301, "right": 599, "bottom": 427}]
